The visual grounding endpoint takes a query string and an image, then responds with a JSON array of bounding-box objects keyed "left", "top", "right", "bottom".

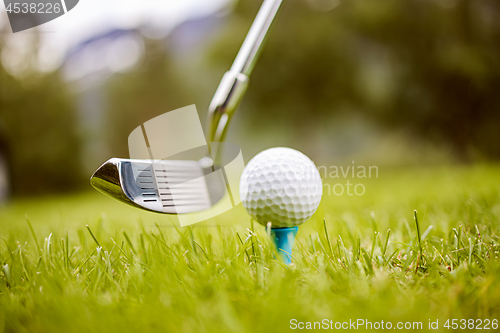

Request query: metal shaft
[
  {"left": 206, "top": 0, "right": 283, "bottom": 144},
  {"left": 231, "top": 0, "right": 283, "bottom": 76}
]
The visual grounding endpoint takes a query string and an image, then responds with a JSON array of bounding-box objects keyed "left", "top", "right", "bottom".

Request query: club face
[{"left": 91, "top": 158, "right": 226, "bottom": 214}]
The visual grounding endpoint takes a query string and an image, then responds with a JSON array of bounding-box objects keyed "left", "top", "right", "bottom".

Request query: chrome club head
[{"left": 90, "top": 158, "right": 226, "bottom": 214}]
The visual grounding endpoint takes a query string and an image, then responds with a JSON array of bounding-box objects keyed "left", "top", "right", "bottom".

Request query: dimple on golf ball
[{"left": 239, "top": 147, "right": 323, "bottom": 228}]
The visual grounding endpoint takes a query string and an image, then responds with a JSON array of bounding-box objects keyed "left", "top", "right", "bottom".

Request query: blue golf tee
[{"left": 270, "top": 227, "right": 298, "bottom": 265}]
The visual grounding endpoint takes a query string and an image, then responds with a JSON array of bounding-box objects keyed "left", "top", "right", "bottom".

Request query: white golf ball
[{"left": 239, "top": 147, "right": 323, "bottom": 228}]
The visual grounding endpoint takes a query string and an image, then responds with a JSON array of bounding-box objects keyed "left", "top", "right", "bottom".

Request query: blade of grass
[
  {"left": 25, "top": 216, "right": 41, "bottom": 257},
  {"left": 382, "top": 229, "right": 391, "bottom": 257},
  {"left": 324, "top": 218, "right": 334, "bottom": 258},
  {"left": 86, "top": 225, "right": 100, "bottom": 247},
  {"left": 123, "top": 231, "right": 137, "bottom": 255},
  {"left": 414, "top": 210, "right": 423, "bottom": 273}
]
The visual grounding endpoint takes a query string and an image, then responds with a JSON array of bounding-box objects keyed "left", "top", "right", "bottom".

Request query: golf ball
[{"left": 239, "top": 147, "right": 322, "bottom": 228}]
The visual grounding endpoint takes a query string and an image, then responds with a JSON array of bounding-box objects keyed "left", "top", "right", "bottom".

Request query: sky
[{"left": 0, "top": 0, "right": 232, "bottom": 73}]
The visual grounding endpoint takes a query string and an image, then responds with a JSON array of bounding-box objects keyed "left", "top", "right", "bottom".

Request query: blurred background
[{"left": 0, "top": 0, "right": 499, "bottom": 199}]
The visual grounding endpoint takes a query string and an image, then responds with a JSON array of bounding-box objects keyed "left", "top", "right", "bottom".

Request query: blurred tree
[
  {"left": 105, "top": 38, "right": 192, "bottom": 158},
  {"left": 207, "top": 0, "right": 500, "bottom": 161},
  {"left": 0, "top": 25, "right": 84, "bottom": 196}
]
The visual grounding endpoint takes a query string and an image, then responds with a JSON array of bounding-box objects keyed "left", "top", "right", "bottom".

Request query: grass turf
[{"left": 0, "top": 165, "right": 499, "bottom": 332}]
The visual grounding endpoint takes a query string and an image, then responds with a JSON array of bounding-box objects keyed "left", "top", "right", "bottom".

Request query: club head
[{"left": 90, "top": 158, "right": 226, "bottom": 214}]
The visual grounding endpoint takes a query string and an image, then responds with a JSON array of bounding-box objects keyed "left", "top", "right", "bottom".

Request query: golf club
[{"left": 91, "top": 0, "right": 283, "bottom": 214}]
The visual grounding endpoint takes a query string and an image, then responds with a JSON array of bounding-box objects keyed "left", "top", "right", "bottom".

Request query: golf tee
[{"left": 270, "top": 227, "right": 298, "bottom": 265}]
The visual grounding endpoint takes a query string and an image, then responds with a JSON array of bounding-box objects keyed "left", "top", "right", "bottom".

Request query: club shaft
[
  {"left": 231, "top": 0, "right": 283, "bottom": 76},
  {"left": 207, "top": 0, "right": 283, "bottom": 143}
]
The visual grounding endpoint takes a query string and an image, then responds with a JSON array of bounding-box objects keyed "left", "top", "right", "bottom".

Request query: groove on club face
[{"left": 90, "top": 158, "right": 226, "bottom": 214}]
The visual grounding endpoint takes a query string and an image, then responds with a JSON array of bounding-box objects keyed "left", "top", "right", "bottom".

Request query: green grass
[{"left": 1, "top": 165, "right": 500, "bottom": 332}]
